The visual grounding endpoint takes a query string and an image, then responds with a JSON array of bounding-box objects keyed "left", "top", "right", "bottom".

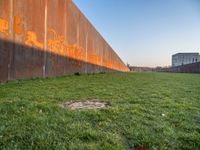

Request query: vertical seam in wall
[
  {"left": 76, "top": 10, "right": 80, "bottom": 69},
  {"left": 77, "top": 12, "right": 80, "bottom": 46},
  {"left": 8, "top": 0, "right": 14, "bottom": 81},
  {"left": 85, "top": 32, "right": 88, "bottom": 73},
  {"left": 43, "top": 0, "right": 48, "bottom": 78},
  {"left": 65, "top": 1, "right": 69, "bottom": 45},
  {"left": 101, "top": 40, "right": 103, "bottom": 71},
  {"left": 64, "top": 1, "right": 67, "bottom": 73}
]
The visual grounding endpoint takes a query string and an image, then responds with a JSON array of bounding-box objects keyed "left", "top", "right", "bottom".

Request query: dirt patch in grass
[
  {"left": 61, "top": 100, "right": 110, "bottom": 110},
  {"left": 135, "top": 145, "right": 149, "bottom": 150}
]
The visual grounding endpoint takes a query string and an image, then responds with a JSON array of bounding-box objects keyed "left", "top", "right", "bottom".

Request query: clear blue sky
[{"left": 74, "top": 0, "right": 200, "bottom": 67}]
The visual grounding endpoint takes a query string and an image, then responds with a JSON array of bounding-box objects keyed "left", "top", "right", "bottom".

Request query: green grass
[{"left": 0, "top": 72, "right": 200, "bottom": 150}]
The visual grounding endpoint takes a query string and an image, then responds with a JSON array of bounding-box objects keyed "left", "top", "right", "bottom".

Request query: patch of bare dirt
[
  {"left": 135, "top": 145, "right": 149, "bottom": 150},
  {"left": 61, "top": 100, "right": 110, "bottom": 110}
]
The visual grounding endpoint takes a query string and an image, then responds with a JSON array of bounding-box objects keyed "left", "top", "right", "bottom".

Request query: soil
[{"left": 61, "top": 100, "right": 110, "bottom": 110}]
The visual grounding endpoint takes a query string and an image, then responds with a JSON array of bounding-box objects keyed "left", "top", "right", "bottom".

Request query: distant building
[
  {"left": 172, "top": 53, "right": 200, "bottom": 67},
  {"left": 128, "top": 66, "right": 155, "bottom": 72}
]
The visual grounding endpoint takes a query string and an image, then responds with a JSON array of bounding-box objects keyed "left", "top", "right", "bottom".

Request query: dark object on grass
[
  {"left": 74, "top": 72, "right": 80, "bottom": 76},
  {"left": 99, "top": 72, "right": 106, "bottom": 74}
]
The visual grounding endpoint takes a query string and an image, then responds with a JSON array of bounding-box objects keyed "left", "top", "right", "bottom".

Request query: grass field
[{"left": 0, "top": 72, "right": 200, "bottom": 150}]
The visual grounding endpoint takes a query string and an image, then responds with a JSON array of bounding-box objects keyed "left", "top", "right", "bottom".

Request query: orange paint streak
[
  {"left": 88, "top": 54, "right": 101, "bottom": 65},
  {"left": 21, "top": 27, "right": 128, "bottom": 71},
  {"left": 67, "top": 44, "right": 85, "bottom": 60},
  {"left": 25, "top": 31, "right": 44, "bottom": 49},
  {"left": 48, "top": 29, "right": 85, "bottom": 60},
  {"left": 48, "top": 29, "right": 65, "bottom": 54},
  {"left": 0, "top": 18, "right": 9, "bottom": 36},
  {"left": 14, "top": 16, "right": 23, "bottom": 35},
  {"left": 45, "top": 28, "right": 128, "bottom": 71}
]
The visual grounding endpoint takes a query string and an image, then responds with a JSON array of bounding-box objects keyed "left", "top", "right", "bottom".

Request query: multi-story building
[{"left": 172, "top": 53, "right": 200, "bottom": 67}]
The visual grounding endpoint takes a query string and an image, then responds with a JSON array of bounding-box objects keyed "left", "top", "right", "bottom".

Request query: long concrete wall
[{"left": 0, "top": 0, "right": 129, "bottom": 82}]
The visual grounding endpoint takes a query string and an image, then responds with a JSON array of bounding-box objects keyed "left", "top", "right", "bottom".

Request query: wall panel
[{"left": 0, "top": 0, "right": 10, "bottom": 82}]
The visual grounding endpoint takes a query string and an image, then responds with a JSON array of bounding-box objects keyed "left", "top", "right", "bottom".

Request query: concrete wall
[{"left": 0, "top": 0, "right": 129, "bottom": 82}]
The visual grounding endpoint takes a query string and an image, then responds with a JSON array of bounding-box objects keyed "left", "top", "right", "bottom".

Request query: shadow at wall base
[{"left": 0, "top": 39, "right": 124, "bottom": 83}]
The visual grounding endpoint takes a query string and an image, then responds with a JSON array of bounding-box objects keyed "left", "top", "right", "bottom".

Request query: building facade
[{"left": 172, "top": 53, "right": 200, "bottom": 67}]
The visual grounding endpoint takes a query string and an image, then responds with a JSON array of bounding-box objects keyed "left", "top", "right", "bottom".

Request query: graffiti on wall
[
  {"left": 25, "top": 31, "right": 44, "bottom": 49},
  {"left": 0, "top": 18, "right": 9, "bottom": 36},
  {"left": 0, "top": 15, "right": 127, "bottom": 71},
  {"left": 14, "top": 16, "right": 23, "bottom": 35}
]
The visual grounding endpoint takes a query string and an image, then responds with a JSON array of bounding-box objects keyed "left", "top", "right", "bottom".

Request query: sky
[{"left": 73, "top": 0, "right": 200, "bottom": 67}]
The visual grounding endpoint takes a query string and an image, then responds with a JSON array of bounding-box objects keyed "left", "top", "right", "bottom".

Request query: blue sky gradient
[{"left": 74, "top": 0, "right": 200, "bottom": 67}]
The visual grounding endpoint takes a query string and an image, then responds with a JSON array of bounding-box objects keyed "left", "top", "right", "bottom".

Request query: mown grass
[{"left": 0, "top": 72, "right": 200, "bottom": 150}]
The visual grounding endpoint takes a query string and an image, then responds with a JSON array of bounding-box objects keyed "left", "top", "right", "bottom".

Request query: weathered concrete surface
[{"left": 0, "top": 0, "right": 129, "bottom": 82}]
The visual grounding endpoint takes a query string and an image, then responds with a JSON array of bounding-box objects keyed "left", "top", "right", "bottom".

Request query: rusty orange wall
[{"left": 0, "top": 0, "right": 129, "bottom": 82}]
